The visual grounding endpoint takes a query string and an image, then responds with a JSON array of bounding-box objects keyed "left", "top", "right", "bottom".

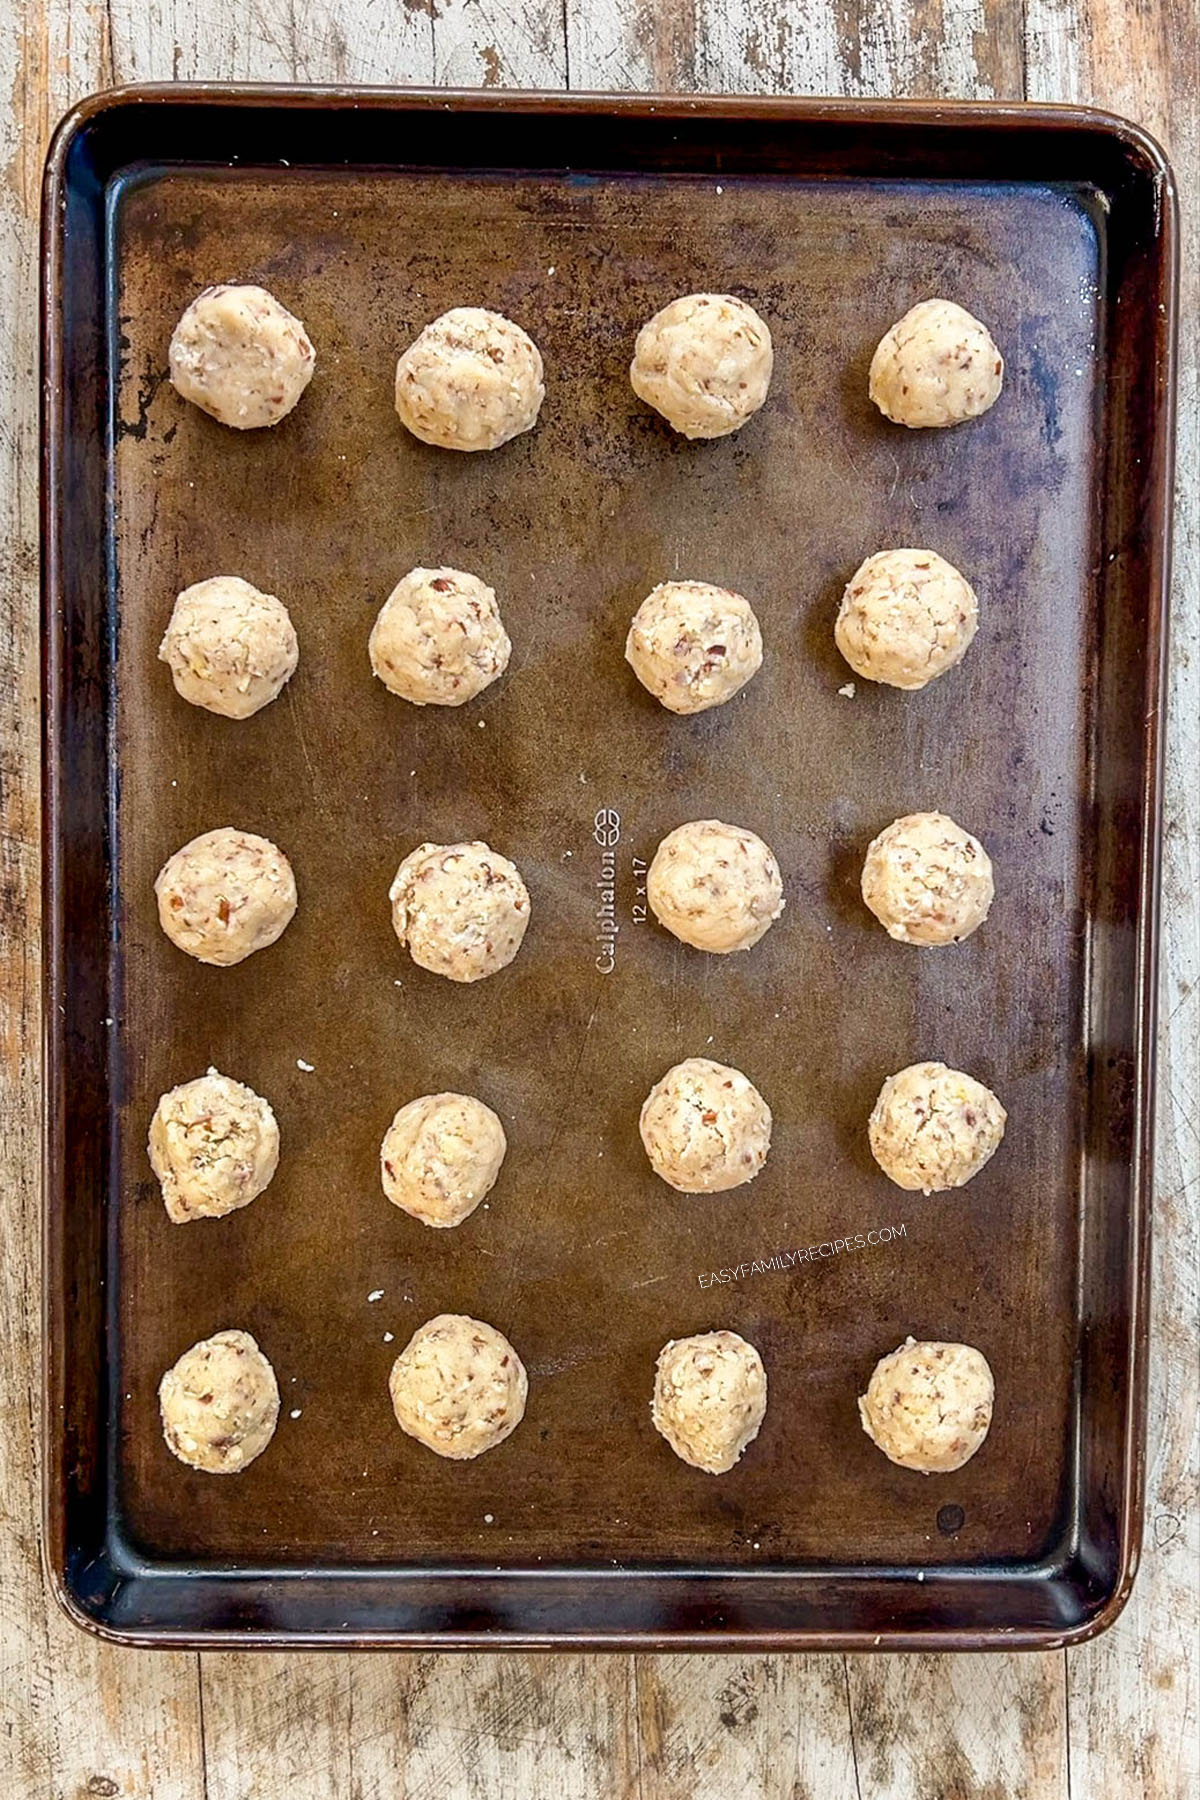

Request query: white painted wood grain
[
  {"left": 691, "top": 0, "right": 846, "bottom": 96},
  {"left": 103, "top": 0, "right": 436, "bottom": 87},
  {"left": 1021, "top": 0, "right": 1087, "bottom": 100},
  {"left": 633, "top": 1655, "right": 861, "bottom": 1800},
  {"left": 200, "top": 1652, "right": 639, "bottom": 1800},
  {"left": 567, "top": 0, "right": 698, "bottom": 93},
  {"left": 568, "top": 0, "right": 1019, "bottom": 100},
  {"left": 848, "top": 1652, "right": 1069, "bottom": 1799},
  {"left": 435, "top": 0, "right": 567, "bottom": 88}
]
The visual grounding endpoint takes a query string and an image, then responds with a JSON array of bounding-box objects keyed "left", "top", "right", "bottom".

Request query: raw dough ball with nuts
[
  {"left": 381, "top": 1092, "right": 507, "bottom": 1228},
  {"left": 862, "top": 812, "right": 994, "bottom": 946},
  {"left": 159, "top": 1328, "right": 280, "bottom": 1473},
  {"left": 630, "top": 293, "right": 773, "bottom": 439},
  {"left": 149, "top": 1068, "right": 279, "bottom": 1224},
  {"left": 369, "top": 567, "right": 511, "bottom": 707},
  {"left": 835, "top": 548, "right": 978, "bottom": 691},
  {"left": 859, "top": 1336, "right": 994, "bottom": 1472},
  {"left": 389, "top": 841, "right": 530, "bottom": 982},
  {"left": 648, "top": 819, "right": 784, "bottom": 954},
  {"left": 389, "top": 1313, "right": 527, "bottom": 1459},
  {"left": 652, "top": 1330, "right": 768, "bottom": 1474},
  {"left": 394, "top": 308, "right": 544, "bottom": 451},
  {"left": 168, "top": 285, "right": 315, "bottom": 429},
  {"left": 159, "top": 576, "right": 298, "bottom": 719},
  {"left": 155, "top": 827, "right": 297, "bottom": 966},
  {"left": 869, "top": 1062, "right": 1006, "bottom": 1194},
  {"left": 640, "top": 1057, "right": 772, "bottom": 1193},
  {"left": 869, "top": 298, "right": 1003, "bottom": 429},
  {"left": 626, "top": 580, "right": 763, "bottom": 714}
]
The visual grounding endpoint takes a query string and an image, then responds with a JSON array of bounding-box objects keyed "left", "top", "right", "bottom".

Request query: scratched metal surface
[{"left": 110, "top": 166, "right": 1097, "bottom": 1570}]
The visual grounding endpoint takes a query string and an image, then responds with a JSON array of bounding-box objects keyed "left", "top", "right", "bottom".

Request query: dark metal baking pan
[{"left": 42, "top": 86, "right": 1177, "bottom": 1649}]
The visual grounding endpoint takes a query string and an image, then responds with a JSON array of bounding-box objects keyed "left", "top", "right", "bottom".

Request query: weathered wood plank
[
  {"left": 103, "top": 0, "right": 436, "bottom": 87},
  {"left": 200, "top": 1652, "right": 640, "bottom": 1800},
  {"left": 567, "top": 0, "right": 699, "bottom": 94},
  {"left": 632, "top": 1654, "right": 861, "bottom": 1800},
  {"left": 567, "top": 0, "right": 1024, "bottom": 99},
  {"left": 847, "top": 1653, "right": 1069, "bottom": 1799},
  {"left": 434, "top": 0, "right": 568, "bottom": 88}
]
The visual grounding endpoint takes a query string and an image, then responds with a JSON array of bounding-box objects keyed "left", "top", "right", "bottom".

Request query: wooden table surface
[{"left": 2, "top": 0, "right": 1196, "bottom": 1793}]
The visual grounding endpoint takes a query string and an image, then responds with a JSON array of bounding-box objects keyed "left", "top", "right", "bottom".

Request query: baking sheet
[{"left": 43, "top": 89, "right": 1176, "bottom": 1647}]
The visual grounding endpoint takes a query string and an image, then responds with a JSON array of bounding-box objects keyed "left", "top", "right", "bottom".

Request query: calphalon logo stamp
[{"left": 594, "top": 808, "right": 620, "bottom": 973}]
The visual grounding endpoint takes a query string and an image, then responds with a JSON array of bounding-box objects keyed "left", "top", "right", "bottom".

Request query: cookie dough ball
[
  {"left": 155, "top": 827, "right": 297, "bottom": 966},
  {"left": 835, "top": 548, "right": 978, "bottom": 691},
  {"left": 158, "top": 1328, "right": 280, "bottom": 1473},
  {"left": 648, "top": 819, "right": 784, "bottom": 954},
  {"left": 389, "top": 841, "right": 530, "bottom": 983},
  {"left": 652, "top": 1330, "right": 767, "bottom": 1474},
  {"left": 369, "top": 567, "right": 511, "bottom": 707},
  {"left": 389, "top": 1314, "right": 527, "bottom": 1460},
  {"left": 394, "top": 308, "right": 544, "bottom": 452},
  {"left": 149, "top": 1068, "right": 279, "bottom": 1224},
  {"left": 640, "top": 1057, "right": 772, "bottom": 1193},
  {"left": 869, "top": 299, "right": 1003, "bottom": 429},
  {"left": 862, "top": 812, "right": 994, "bottom": 946},
  {"left": 381, "top": 1092, "right": 507, "bottom": 1228},
  {"left": 859, "top": 1336, "right": 994, "bottom": 1473},
  {"left": 626, "top": 580, "right": 763, "bottom": 714},
  {"left": 168, "top": 285, "right": 315, "bottom": 430},
  {"left": 869, "top": 1062, "right": 1006, "bottom": 1194},
  {"left": 158, "top": 576, "right": 298, "bottom": 719},
  {"left": 630, "top": 294, "right": 773, "bottom": 440}
]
